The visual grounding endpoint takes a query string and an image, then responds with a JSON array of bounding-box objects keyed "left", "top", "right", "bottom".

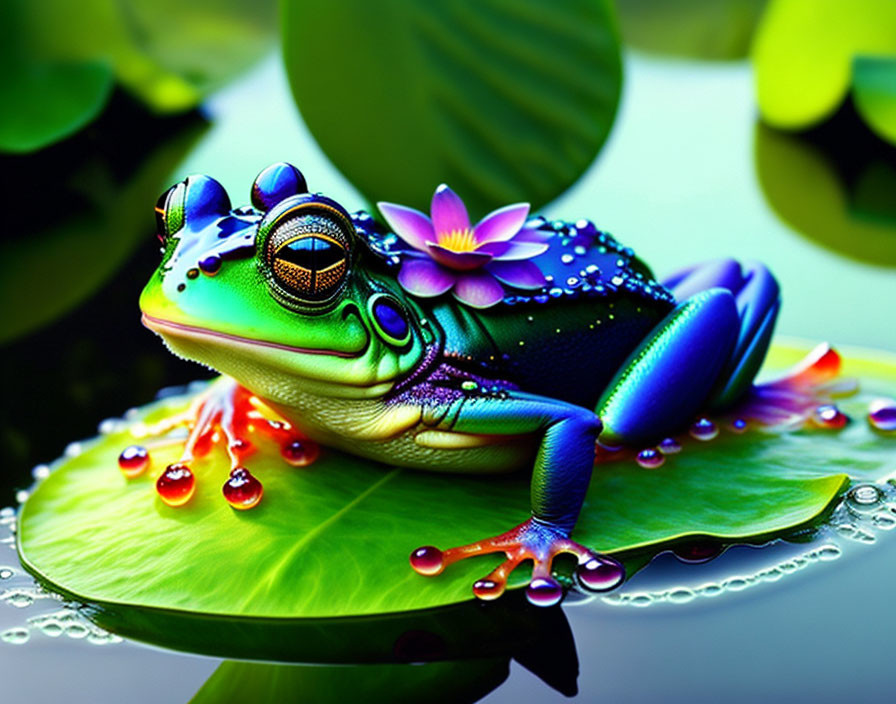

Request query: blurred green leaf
[
  {"left": 190, "top": 660, "right": 509, "bottom": 704},
  {"left": 853, "top": 56, "right": 896, "bottom": 145},
  {"left": 755, "top": 122, "right": 896, "bottom": 268},
  {"left": 0, "top": 0, "right": 274, "bottom": 153},
  {"left": 0, "top": 99, "right": 207, "bottom": 343},
  {"left": 0, "top": 2, "right": 113, "bottom": 152},
  {"left": 282, "top": 0, "right": 622, "bottom": 216},
  {"left": 21, "top": 342, "right": 896, "bottom": 623},
  {"left": 752, "top": 0, "right": 896, "bottom": 134},
  {"left": 616, "top": 0, "right": 767, "bottom": 61}
]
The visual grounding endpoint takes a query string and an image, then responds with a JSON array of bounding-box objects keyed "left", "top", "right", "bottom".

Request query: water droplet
[
  {"left": 526, "top": 577, "right": 564, "bottom": 607},
  {"left": 1, "top": 628, "right": 29, "bottom": 645},
  {"left": 5, "top": 591, "right": 33, "bottom": 608},
  {"left": 698, "top": 583, "right": 723, "bottom": 597},
  {"left": 15, "top": 490, "right": 28, "bottom": 505},
  {"left": 636, "top": 448, "right": 664, "bottom": 469},
  {"left": 461, "top": 380, "right": 478, "bottom": 391},
  {"left": 64, "top": 442, "right": 82, "bottom": 457},
  {"left": 409, "top": 546, "right": 444, "bottom": 576},
  {"left": 873, "top": 514, "right": 896, "bottom": 529},
  {"left": 630, "top": 594, "right": 653, "bottom": 607},
  {"left": 65, "top": 623, "right": 89, "bottom": 639},
  {"left": 0, "top": 567, "right": 14, "bottom": 579},
  {"left": 472, "top": 579, "right": 504, "bottom": 600},
  {"left": 816, "top": 545, "right": 841, "bottom": 561},
  {"left": 758, "top": 568, "right": 783, "bottom": 582},
  {"left": 561, "top": 254, "right": 574, "bottom": 265},
  {"left": 577, "top": 557, "right": 625, "bottom": 591},
  {"left": 222, "top": 468, "right": 263, "bottom": 510},
  {"left": 868, "top": 399, "right": 896, "bottom": 432},
  {"left": 730, "top": 418, "right": 747, "bottom": 433},
  {"left": 657, "top": 438, "right": 681, "bottom": 454},
  {"left": 118, "top": 445, "right": 150, "bottom": 478},
  {"left": 574, "top": 245, "right": 587, "bottom": 256},
  {"left": 689, "top": 418, "right": 718, "bottom": 441},
  {"left": 667, "top": 588, "right": 696, "bottom": 604},
  {"left": 198, "top": 254, "right": 222, "bottom": 275},
  {"left": 848, "top": 484, "right": 882, "bottom": 507},
  {"left": 723, "top": 577, "right": 750, "bottom": 591},
  {"left": 281, "top": 440, "right": 319, "bottom": 467},
  {"left": 156, "top": 464, "right": 195, "bottom": 507},
  {"left": 41, "top": 621, "right": 63, "bottom": 637},
  {"left": 812, "top": 404, "right": 848, "bottom": 430},
  {"left": 0, "top": 507, "right": 13, "bottom": 519}
]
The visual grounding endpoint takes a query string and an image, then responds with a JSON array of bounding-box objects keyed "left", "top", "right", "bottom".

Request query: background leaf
[
  {"left": 853, "top": 56, "right": 896, "bottom": 145},
  {"left": 0, "top": 0, "right": 275, "bottom": 153},
  {"left": 754, "top": 121, "right": 896, "bottom": 268},
  {"left": 18, "top": 342, "right": 896, "bottom": 626},
  {"left": 616, "top": 0, "right": 767, "bottom": 61},
  {"left": 752, "top": 0, "right": 896, "bottom": 131},
  {"left": 282, "top": 0, "right": 622, "bottom": 216}
]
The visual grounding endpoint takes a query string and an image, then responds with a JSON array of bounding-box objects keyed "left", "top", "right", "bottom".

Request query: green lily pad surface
[{"left": 17, "top": 342, "right": 896, "bottom": 621}]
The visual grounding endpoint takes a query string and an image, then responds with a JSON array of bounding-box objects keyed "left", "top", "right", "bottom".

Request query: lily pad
[
  {"left": 752, "top": 0, "right": 896, "bottom": 139},
  {"left": 282, "top": 0, "right": 622, "bottom": 216},
  {"left": 16, "top": 343, "right": 896, "bottom": 624}
]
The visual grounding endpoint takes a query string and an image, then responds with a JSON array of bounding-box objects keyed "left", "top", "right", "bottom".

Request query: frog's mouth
[{"left": 141, "top": 314, "right": 367, "bottom": 359}]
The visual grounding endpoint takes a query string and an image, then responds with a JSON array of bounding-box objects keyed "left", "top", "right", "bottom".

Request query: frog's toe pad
[{"left": 409, "top": 519, "right": 625, "bottom": 607}]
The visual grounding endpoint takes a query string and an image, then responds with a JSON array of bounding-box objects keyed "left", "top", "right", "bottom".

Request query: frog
[{"left": 138, "top": 162, "right": 788, "bottom": 607}]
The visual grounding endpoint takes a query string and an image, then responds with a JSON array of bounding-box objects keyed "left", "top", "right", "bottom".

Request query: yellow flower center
[{"left": 438, "top": 228, "right": 477, "bottom": 252}]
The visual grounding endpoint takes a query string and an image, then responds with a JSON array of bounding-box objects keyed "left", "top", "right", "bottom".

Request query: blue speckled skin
[{"left": 146, "top": 165, "right": 781, "bottom": 601}]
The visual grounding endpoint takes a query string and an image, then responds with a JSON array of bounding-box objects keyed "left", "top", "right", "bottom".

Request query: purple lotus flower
[{"left": 378, "top": 185, "right": 549, "bottom": 309}]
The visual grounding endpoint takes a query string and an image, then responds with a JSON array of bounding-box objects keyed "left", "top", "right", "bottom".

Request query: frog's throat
[{"left": 141, "top": 314, "right": 366, "bottom": 359}]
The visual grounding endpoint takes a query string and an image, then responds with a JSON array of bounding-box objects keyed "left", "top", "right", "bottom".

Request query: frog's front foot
[
  {"left": 410, "top": 518, "right": 624, "bottom": 607},
  {"left": 124, "top": 377, "right": 319, "bottom": 508}
]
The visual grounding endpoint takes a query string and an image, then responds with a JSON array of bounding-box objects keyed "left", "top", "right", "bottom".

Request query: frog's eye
[
  {"left": 260, "top": 195, "right": 355, "bottom": 307},
  {"left": 270, "top": 232, "right": 348, "bottom": 301},
  {"left": 155, "top": 182, "right": 186, "bottom": 241},
  {"left": 368, "top": 293, "right": 411, "bottom": 347},
  {"left": 155, "top": 175, "right": 231, "bottom": 243}
]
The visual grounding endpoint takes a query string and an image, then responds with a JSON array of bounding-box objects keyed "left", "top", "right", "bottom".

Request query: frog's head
[{"left": 140, "top": 163, "right": 432, "bottom": 400}]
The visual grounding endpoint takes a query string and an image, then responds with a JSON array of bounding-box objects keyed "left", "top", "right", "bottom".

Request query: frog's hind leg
[{"left": 596, "top": 259, "right": 781, "bottom": 446}]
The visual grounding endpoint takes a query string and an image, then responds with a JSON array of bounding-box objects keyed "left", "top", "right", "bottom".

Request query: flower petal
[
  {"left": 485, "top": 260, "right": 546, "bottom": 290},
  {"left": 452, "top": 271, "right": 506, "bottom": 309},
  {"left": 397, "top": 258, "right": 455, "bottom": 297},
  {"left": 426, "top": 243, "right": 492, "bottom": 271},
  {"left": 377, "top": 202, "right": 434, "bottom": 251},
  {"left": 431, "top": 184, "right": 470, "bottom": 236},
  {"left": 514, "top": 225, "right": 554, "bottom": 244},
  {"left": 473, "top": 203, "right": 530, "bottom": 244},
  {"left": 478, "top": 241, "right": 549, "bottom": 261}
]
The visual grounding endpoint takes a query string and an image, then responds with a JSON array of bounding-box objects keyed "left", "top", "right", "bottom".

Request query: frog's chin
[{"left": 141, "top": 314, "right": 394, "bottom": 398}]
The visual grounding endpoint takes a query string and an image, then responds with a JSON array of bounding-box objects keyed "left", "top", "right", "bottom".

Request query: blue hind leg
[{"left": 596, "top": 259, "right": 780, "bottom": 447}]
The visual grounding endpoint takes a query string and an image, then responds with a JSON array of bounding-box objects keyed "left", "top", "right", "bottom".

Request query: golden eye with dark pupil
[{"left": 272, "top": 234, "right": 347, "bottom": 300}]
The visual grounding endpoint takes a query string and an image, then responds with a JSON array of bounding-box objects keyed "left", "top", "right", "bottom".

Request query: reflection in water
[{"left": 754, "top": 104, "right": 896, "bottom": 268}]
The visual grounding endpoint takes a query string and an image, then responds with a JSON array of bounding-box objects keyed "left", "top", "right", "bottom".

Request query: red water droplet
[
  {"left": 409, "top": 546, "right": 444, "bottom": 575},
  {"left": 156, "top": 464, "right": 195, "bottom": 507},
  {"left": 813, "top": 404, "right": 848, "bottom": 430},
  {"left": 118, "top": 445, "right": 149, "bottom": 478},
  {"left": 636, "top": 448, "right": 664, "bottom": 469},
  {"left": 281, "top": 439, "right": 319, "bottom": 467},
  {"left": 472, "top": 579, "right": 504, "bottom": 600},
  {"left": 229, "top": 439, "right": 252, "bottom": 456},
  {"left": 222, "top": 467, "right": 263, "bottom": 510}
]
